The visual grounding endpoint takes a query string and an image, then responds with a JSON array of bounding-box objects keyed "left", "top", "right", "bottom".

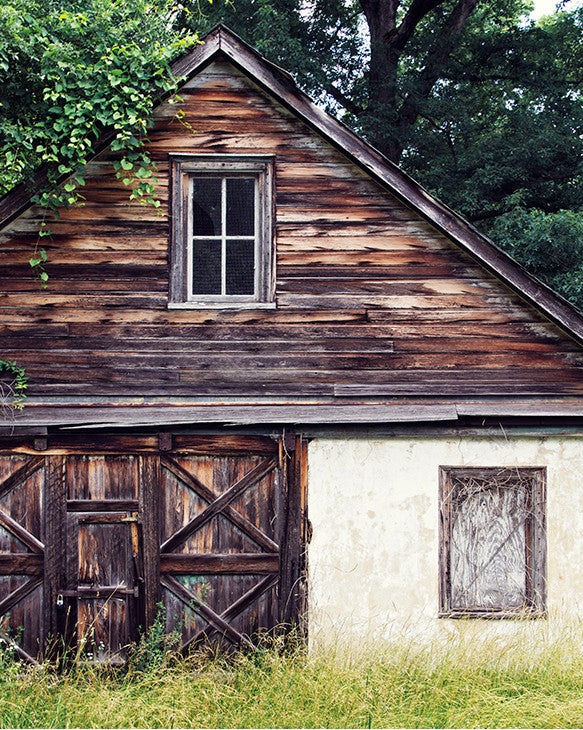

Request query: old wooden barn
[{"left": 2, "top": 24, "right": 583, "bottom": 661}]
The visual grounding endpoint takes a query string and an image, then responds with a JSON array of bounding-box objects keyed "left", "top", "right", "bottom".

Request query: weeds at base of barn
[{"left": 1, "top": 619, "right": 583, "bottom": 728}]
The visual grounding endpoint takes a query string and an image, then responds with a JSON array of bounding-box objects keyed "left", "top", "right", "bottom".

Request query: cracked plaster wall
[{"left": 307, "top": 435, "right": 583, "bottom": 646}]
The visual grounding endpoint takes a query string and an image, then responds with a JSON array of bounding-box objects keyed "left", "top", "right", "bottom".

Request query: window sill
[
  {"left": 167, "top": 301, "right": 277, "bottom": 310},
  {"left": 439, "top": 609, "right": 545, "bottom": 620}
]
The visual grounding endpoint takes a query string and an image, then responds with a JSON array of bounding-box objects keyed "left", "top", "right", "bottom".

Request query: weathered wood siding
[
  {"left": 2, "top": 59, "right": 583, "bottom": 397},
  {"left": 0, "top": 435, "right": 303, "bottom": 659}
]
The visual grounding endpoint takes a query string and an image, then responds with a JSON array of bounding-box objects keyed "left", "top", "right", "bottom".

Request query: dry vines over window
[{"left": 439, "top": 466, "right": 546, "bottom": 618}]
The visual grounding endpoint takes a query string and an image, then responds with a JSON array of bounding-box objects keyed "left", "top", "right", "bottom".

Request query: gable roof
[{"left": 2, "top": 22, "right": 583, "bottom": 346}]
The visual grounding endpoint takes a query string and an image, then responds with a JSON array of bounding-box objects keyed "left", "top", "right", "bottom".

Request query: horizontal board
[
  {"left": 0, "top": 554, "right": 43, "bottom": 575},
  {"left": 160, "top": 552, "right": 279, "bottom": 575},
  {"left": 67, "top": 500, "right": 139, "bottom": 512},
  {"left": 1, "top": 336, "right": 394, "bottom": 354}
]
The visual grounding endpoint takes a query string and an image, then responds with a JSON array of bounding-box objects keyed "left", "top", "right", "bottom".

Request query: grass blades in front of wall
[{"left": 1, "top": 627, "right": 583, "bottom": 728}]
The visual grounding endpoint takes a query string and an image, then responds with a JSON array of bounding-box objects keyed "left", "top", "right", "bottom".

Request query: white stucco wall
[{"left": 307, "top": 434, "right": 583, "bottom": 646}]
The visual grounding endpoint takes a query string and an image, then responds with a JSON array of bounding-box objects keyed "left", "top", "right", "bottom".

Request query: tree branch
[
  {"left": 398, "top": 0, "right": 479, "bottom": 131},
  {"left": 322, "top": 82, "right": 365, "bottom": 117},
  {"left": 391, "top": 0, "right": 448, "bottom": 51}
]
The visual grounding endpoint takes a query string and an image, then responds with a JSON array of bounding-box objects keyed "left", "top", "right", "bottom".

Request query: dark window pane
[
  {"left": 192, "top": 178, "right": 221, "bottom": 236},
  {"left": 226, "top": 178, "right": 255, "bottom": 236},
  {"left": 192, "top": 239, "right": 221, "bottom": 294},
  {"left": 226, "top": 239, "right": 255, "bottom": 295}
]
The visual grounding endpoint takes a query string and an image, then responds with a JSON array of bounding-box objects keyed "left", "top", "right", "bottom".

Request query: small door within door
[
  {"left": 74, "top": 511, "right": 141, "bottom": 662},
  {"left": 61, "top": 456, "right": 143, "bottom": 663}
]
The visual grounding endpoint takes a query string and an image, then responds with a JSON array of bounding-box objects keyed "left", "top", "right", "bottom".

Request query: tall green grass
[{"left": 1, "top": 628, "right": 583, "bottom": 728}]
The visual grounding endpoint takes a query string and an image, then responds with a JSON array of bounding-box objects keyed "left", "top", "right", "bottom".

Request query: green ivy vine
[
  {"left": 0, "top": 360, "right": 28, "bottom": 411},
  {"left": 0, "top": 0, "right": 202, "bottom": 285}
]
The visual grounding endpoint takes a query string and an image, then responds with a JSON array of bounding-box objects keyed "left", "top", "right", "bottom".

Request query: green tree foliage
[
  {"left": 0, "top": 0, "right": 197, "bottom": 206},
  {"left": 488, "top": 208, "right": 583, "bottom": 306}
]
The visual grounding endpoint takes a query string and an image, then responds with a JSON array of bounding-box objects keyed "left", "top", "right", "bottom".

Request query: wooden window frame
[
  {"left": 439, "top": 466, "right": 546, "bottom": 619},
  {"left": 169, "top": 154, "right": 275, "bottom": 309}
]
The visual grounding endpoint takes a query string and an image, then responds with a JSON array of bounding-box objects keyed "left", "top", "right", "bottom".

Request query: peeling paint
[{"left": 308, "top": 435, "right": 583, "bottom": 645}]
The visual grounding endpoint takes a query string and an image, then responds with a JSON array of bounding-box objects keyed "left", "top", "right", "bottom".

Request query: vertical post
[
  {"left": 43, "top": 455, "right": 67, "bottom": 655},
  {"left": 139, "top": 455, "right": 161, "bottom": 630},
  {"left": 279, "top": 434, "right": 306, "bottom": 635}
]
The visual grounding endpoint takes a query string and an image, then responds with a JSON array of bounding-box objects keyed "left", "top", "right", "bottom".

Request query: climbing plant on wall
[{"left": 0, "top": 0, "right": 200, "bottom": 280}]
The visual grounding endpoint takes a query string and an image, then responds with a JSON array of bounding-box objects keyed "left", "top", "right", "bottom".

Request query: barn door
[
  {"left": 158, "top": 437, "right": 299, "bottom": 651},
  {"left": 0, "top": 455, "right": 45, "bottom": 662},
  {"left": 60, "top": 456, "right": 143, "bottom": 662},
  {"left": 0, "top": 436, "right": 305, "bottom": 660}
]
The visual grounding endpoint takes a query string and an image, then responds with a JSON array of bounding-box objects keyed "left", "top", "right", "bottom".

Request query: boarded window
[
  {"left": 439, "top": 467, "right": 546, "bottom": 618},
  {"left": 169, "top": 155, "right": 274, "bottom": 308}
]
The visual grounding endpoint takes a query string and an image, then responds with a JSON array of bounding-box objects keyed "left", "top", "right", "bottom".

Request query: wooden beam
[
  {"left": 140, "top": 456, "right": 161, "bottom": 632},
  {"left": 0, "top": 457, "right": 44, "bottom": 502},
  {"left": 160, "top": 552, "right": 279, "bottom": 575},
  {"left": 66, "top": 499, "right": 139, "bottom": 512},
  {"left": 0, "top": 576, "right": 43, "bottom": 617},
  {"left": 160, "top": 457, "right": 277, "bottom": 553},
  {"left": 0, "top": 509, "right": 44, "bottom": 553},
  {"left": 0, "top": 554, "right": 43, "bottom": 575}
]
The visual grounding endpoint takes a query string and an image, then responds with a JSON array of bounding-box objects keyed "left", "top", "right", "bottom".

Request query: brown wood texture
[
  {"left": 63, "top": 456, "right": 141, "bottom": 661},
  {"left": 159, "top": 448, "right": 285, "bottom": 650},
  {"left": 2, "top": 58, "right": 583, "bottom": 403},
  {"left": 160, "top": 552, "right": 279, "bottom": 575},
  {"left": 0, "top": 455, "right": 45, "bottom": 658},
  {"left": 0, "top": 436, "right": 301, "bottom": 658}
]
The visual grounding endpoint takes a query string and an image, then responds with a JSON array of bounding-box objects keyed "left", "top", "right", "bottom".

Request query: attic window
[
  {"left": 439, "top": 466, "right": 546, "bottom": 618},
  {"left": 169, "top": 155, "right": 274, "bottom": 308}
]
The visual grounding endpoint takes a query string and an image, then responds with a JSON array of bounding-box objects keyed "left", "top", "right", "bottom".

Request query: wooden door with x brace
[
  {"left": 0, "top": 435, "right": 305, "bottom": 660},
  {"left": 158, "top": 435, "right": 304, "bottom": 651}
]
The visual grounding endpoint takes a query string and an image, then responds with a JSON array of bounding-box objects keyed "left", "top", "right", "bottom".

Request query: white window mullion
[
  {"left": 187, "top": 176, "right": 194, "bottom": 299},
  {"left": 253, "top": 176, "right": 259, "bottom": 298},
  {"left": 221, "top": 177, "right": 227, "bottom": 296}
]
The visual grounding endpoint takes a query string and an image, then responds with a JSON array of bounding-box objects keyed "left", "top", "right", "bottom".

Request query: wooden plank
[
  {"left": 76, "top": 585, "right": 136, "bottom": 599},
  {"left": 0, "top": 553, "right": 43, "bottom": 575},
  {"left": 43, "top": 456, "right": 66, "bottom": 649},
  {"left": 76, "top": 513, "right": 136, "bottom": 524},
  {"left": 0, "top": 575, "right": 43, "bottom": 617},
  {"left": 457, "top": 403, "right": 583, "bottom": 417},
  {"left": 160, "top": 457, "right": 277, "bottom": 553},
  {"left": 439, "top": 609, "right": 544, "bottom": 619},
  {"left": 160, "top": 552, "right": 279, "bottom": 575},
  {"left": 0, "top": 509, "right": 44, "bottom": 553},
  {"left": 66, "top": 499, "right": 139, "bottom": 512},
  {"left": 65, "top": 323, "right": 395, "bottom": 339},
  {"left": 161, "top": 456, "right": 279, "bottom": 552},
  {"left": 0, "top": 457, "right": 44, "bottom": 502},
  {"left": 334, "top": 378, "right": 583, "bottom": 396},
  {"left": 171, "top": 434, "right": 278, "bottom": 455},
  {"left": 140, "top": 455, "right": 160, "bottom": 629},
  {"left": 0, "top": 307, "right": 368, "bottom": 326},
  {"left": 279, "top": 434, "right": 303, "bottom": 628},
  {"left": 161, "top": 574, "right": 255, "bottom": 650},
  {"left": 0, "top": 335, "right": 395, "bottom": 354}
]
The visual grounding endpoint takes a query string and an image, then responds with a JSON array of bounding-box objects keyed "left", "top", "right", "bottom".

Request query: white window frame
[{"left": 169, "top": 154, "right": 275, "bottom": 308}]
